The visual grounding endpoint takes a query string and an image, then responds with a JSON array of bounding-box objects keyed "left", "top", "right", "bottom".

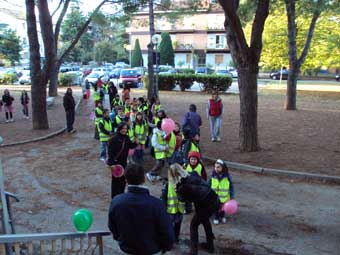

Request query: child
[
  {"left": 114, "top": 106, "right": 127, "bottom": 131},
  {"left": 94, "top": 101, "right": 104, "bottom": 140},
  {"left": 181, "top": 131, "right": 201, "bottom": 163},
  {"left": 209, "top": 159, "right": 235, "bottom": 225},
  {"left": 2, "top": 89, "right": 15, "bottom": 122},
  {"left": 151, "top": 97, "right": 161, "bottom": 116},
  {"left": 122, "top": 85, "right": 130, "bottom": 102},
  {"left": 183, "top": 151, "right": 207, "bottom": 214},
  {"left": 184, "top": 151, "right": 207, "bottom": 180},
  {"left": 161, "top": 173, "right": 184, "bottom": 244},
  {"left": 133, "top": 112, "right": 148, "bottom": 163},
  {"left": 112, "top": 94, "right": 123, "bottom": 108},
  {"left": 170, "top": 122, "right": 183, "bottom": 164},
  {"left": 21, "top": 90, "right": 30, "bottom": 119}
]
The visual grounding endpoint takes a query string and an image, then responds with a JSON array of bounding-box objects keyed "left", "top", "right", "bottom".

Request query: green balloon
[{"left": 72, "top": 209, "right": 93, "bottom": 232}]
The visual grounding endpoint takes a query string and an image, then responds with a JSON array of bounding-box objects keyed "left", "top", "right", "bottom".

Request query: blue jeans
[
  {"left": 100, "top": 141, "right": 108, "bottom": 159},
  {"left": 209, "top": 116, "right": 222, "bottom": 139}
]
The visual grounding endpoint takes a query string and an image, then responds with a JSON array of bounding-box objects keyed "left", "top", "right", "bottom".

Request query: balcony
[{"left": 206, "top": 43, "right": 227, "bottom": 49}]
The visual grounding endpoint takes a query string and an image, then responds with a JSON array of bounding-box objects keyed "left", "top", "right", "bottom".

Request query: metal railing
[{"left": 0, "top": 231, "right": 111, "bottom": 255}]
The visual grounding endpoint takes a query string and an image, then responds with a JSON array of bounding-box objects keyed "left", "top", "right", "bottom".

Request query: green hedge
[
  {"left": 176, "top": 68, "right": 195, "bottom": 74},
  {"left": 58, "top": 73, "right": 79, "bottom": 87},
  {"left": 144, "top": 74, "right": 232, "bottom": 92},
  {"left": 0, "top": 73, "right": 18, "bottom": 84}
]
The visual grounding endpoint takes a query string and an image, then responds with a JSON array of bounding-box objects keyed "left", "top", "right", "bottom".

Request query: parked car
[
  {"left": 335, "top": 74, "right": 339, "bottom": 82},
  {"left": 84, "top": 72, "right": 109, "bottom": 86},
  {"left": 65, "top": 71, "right": 82, "bottom": 85},
  {"left": 92, "top": 67, "right": 110, "bottom": 75},
  {"left": 118, "top": 68, "right": 140, "bottom": 88},
  {"left": 115, "top": 62, "right": 129, "bottom": 68},
  {"left": 228, "top": 68, "right": 238, "bottom": 78},
  {"left": 215, "top": 69, "right": 232, "bottom": 76},
  {"left": 195, "top": 67, "right": 214, "bottom": 74},
  {"left": 270, "top": 69, "right": 288, "bottom": 80},
  {"left": 159, "top": 69, "right": 177, "bottom": 75},
  {"left": 19, "top": 70, "right": 31, "bottom": 84}
]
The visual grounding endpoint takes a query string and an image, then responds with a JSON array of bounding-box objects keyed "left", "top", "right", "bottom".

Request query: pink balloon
[
  {"left": 223, "top": 200, "right": 238, "bottom": 215},
  {"left": 128, "top": 149, "right": 135, "bottom": 156},
  {"left": 161, "top": 118, "right": 175, "bottom": 133},
  {"left": 111, "top": 165, "right": 124, "bottom": 178}
]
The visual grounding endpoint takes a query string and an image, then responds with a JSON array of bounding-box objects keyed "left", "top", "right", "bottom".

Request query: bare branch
[
  {"left": 54, "top": 0, "right": 71, "bottom": 50},
  {"left": 51, "top": 0, "right": 63, "bottom": 17},
  {"left": 58, "top": 0, "right": 107, "bottom": 64}
]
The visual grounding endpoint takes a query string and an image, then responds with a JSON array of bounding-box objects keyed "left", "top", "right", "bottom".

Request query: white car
[
  {"left": 228, "top": 69, "right": 238, "bottom": 78},
  {"left": 84, "top": 72, "right": 109, "bottom": 86},
  {"left": 19, "top": 71, "right": 31, "bottom": 84}
]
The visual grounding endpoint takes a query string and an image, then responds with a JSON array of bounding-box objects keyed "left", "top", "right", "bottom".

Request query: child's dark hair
[{"left": 215, "top": 159, "right": 229, "bottom": 173}]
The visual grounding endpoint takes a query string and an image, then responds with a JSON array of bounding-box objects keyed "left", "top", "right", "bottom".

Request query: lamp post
[{"left": 151, "top": 34, "right": 162, "bottom": 97}]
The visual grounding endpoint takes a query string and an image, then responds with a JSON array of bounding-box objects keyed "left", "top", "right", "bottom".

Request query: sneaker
[
  {"left": 70, "top": 129, "right": 77, "bottom": 134},
  {"left": 155, "top": 175, "right": 162, "bottom": 181},
  {"left": 216, "top": 137, "right": 221, "bottom": 142},
  {"left": 146, "top": 172, "right": 155, "bottom": 182},
  {"left": 100, "top": 157, "right": 106, "bottom": 162},
  {"left": 221, "top": 217, "right": 227, "bottom": 223},
  {"left": 10, "top": 118, "right": 14, "bottom": 122},
  {"left": 5, "top": 120, "right": 9, "bottom": 123},
  {"left": 211, "top": 138, "right": 216, "bottom": 142},
  {"left": 213, "top": 219, "right": 219, "bottom": 225}
]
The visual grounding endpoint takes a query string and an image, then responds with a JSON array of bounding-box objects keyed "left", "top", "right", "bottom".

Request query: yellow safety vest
[
  {"left": 112, "top": 98, "right": 122, "bottom": 106},
  {"left": 211, "top": 177, "right": 230, "bottom": 203},
  {"left": 134, "top": 123, "right": 147, "bottom": 145},
  {"left": 93, "top": 91, "right": 101, "bottom": 102},
  {"left": 154, "top": 117, "right": 161, "bottom": 126},
  {"left": 154, "top": 104, "right": 161, "bottom": 113},
  {"left": 128, "top": 128, "right": 135, "bottom": 142},
  {"left": 185, "top": 163, "right": 203, "bottom": 176},
  {"left": 190, "top": 142, "right": 199, "bottom": 153},
  {"left": 115, "top": 116, "right": 123, "bottom": 125},
  {"left": 167, "top": 183, "right": 184, "bottom": 214},
  {"left": 166, "top": 132, "right": 176, "bottom": 158},
  {"left": 154, "top": 132, "right": 166, "bottom": 159},
  {"left": 138, "top": 104, "right": 148, "bottom": 113},
  {"left": 98, "top": 119, "right": 112, "bottom": 142},
  {"left": 124, "top": 106, "right": 131, "bottom": 114},
  {"left": 95, "top": 107, "right": 103, "bottom": 125}
]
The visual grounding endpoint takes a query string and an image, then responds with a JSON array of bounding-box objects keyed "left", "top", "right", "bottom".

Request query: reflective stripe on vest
[
  {"left": 115, "top": 116, "right": 122, "bottom": 125},
  {"left": 112, "top": 99, "right": 122, "bottom": 106},
  {"left": 211, "top": 177, "right": 230, "bottom": 203},
  {"left": 185, "top": 163, "right": 203, "bottom": 176},
  {"left": 154, "top": 104, "right": 161, "bottom": 112},
  {"left": 154, "top": 132, "right": 166, "bottom": 159},
  {"left": 124, "top": 106, "right": 131, "bottom": 114},
  {"left": 95, "top": 107, "right": 103, "bottom": 124},
  {"left": 98, "top": 119, "right": 112, "bottom": 142},
  {"left": 167, "top": 183, "right": 184, "bottom": 214},
  {"left": 134, "top": 123, "right": 146, "bottom": 144},
  {"left": 166, "top": 132, "right": 176, "bottom": 158}
]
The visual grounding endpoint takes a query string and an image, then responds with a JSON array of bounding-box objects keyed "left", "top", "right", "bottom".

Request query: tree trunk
[
  {"left": 238, "top": 66, "right": 258, "bottom": 152},
  {"left": 31, "top": 80, "right": 49, "bottom": 129},
  {"left": 49, "top": 61, "right": 59, "bottom": 97},
  {"left": 26, "top": 0, "right": 49, "bottom": 129},
  {"left": 284, "top": 65, "right": 299, "bottom": 110},
  {"left": 147, "top": 0, "right": 155, "bottom": 100}
]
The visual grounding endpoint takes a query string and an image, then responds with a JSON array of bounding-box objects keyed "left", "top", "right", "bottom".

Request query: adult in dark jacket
[
  {"left": 108, "top": 83, "right": 118, "bottom": 110},
  {"left": 108, "top": 163, "right": 174, "bottom": 255},
  {"left": 63, "top": 88, "right": 76, "bottom": 133},
  {"left": 181, "top": 104, "right": 202, "bottom": 139},
  {"left": 107, "top": 122, "right": 138, "bottom": 198},
  {"left": 169, "top": 163, "right": 219, "bottom": 255}
]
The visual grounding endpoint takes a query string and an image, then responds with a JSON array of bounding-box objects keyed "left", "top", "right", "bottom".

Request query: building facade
[{"left": 128, "top": 4, "right": 231, "bottom": 69}]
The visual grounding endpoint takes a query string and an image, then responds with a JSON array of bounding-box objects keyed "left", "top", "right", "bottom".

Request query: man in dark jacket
[
  {"left": 181, "top": 104, "right": 202, "bottom": 139},
  {"left": 108, "top": 163, "right": 174, "bottom": 255},
  {"left": 63, "top": 88, "right": 76, "bottom": 133}
]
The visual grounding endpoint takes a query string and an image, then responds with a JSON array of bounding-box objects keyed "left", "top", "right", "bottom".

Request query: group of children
[
  {"left": 0, "top": 89, "right": 30, "bottom": 123},
  {"left": 89, "top": 82, "right": 235, "bottom": 246}
]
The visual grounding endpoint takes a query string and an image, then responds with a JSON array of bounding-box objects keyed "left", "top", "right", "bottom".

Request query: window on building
[
  {"left": 215, "top": 54, "right": 224, "bottom": 65},
  {"left": 186, "top": 54, "right": 191, "bottom": 64},
  {"left": 198, "top": 53, "right": 206, "bottom": 67},
  {"left": 215, "top": 35, "right": 225, "bottom": 48}
]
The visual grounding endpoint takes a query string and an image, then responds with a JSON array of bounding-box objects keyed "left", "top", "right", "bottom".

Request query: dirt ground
[{"left": 0, "top": 87, "right": 340, "bottom": 254}]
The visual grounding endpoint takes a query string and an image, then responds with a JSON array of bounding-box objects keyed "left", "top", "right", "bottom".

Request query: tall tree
[
  {"left": 159, "top": 32, "right": 174, "bottom": 66},
  {"left": 131, "top": 38, "right": 143, "bottom": 67},
  {"left": 147, "top": 0, "right": 156, "bottom": 99},
  {"left": 94, "top": 40, "right": 117, "bottom": 62},
  {"left": 218, "top": 0, "right": 269, "bottom": 152},
  {"left": 0, "top": 24, "right": 22, "bottom": 65},
  {"left": 284, "top": 0, "right": 338, "bottom": 110}
]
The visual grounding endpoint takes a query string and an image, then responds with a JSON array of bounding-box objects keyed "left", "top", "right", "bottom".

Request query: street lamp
[{"left": 152, "top": 34, "right": 162, "bottom": 97}]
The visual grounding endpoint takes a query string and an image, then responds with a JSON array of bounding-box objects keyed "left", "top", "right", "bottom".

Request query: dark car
[
  {"left": 270, "top": 69, "right": 289, "bottom": 80},
  {"left": 195, "top": 67, "right": 214, "bottom": 74},
  {"left": 335, "top": 74, "right": 340, "bottom": 82},
  {"left": 215, "top": 69, "right": 232, "bottom": 76},
  {"left": 118, "top": 68, "right": 140, "bottom": 88}
]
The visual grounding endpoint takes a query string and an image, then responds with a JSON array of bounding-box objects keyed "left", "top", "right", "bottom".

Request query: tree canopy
[
  {"left": 0, "top": 24, "right": 22, "bottom": 65},
  {"left": 159, "top": 32, "right": 174, "bottom": 66},
  {"left": 131, "top": 38, "right": 143, "bottom": 67}
]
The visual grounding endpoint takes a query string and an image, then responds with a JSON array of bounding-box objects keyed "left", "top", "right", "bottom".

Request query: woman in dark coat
[
  {"left": 169, "top": 163, "right": 219, "bottom": 255},
  {"left": 107, "top": 122, "right": 138, "bottom": 198}
]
